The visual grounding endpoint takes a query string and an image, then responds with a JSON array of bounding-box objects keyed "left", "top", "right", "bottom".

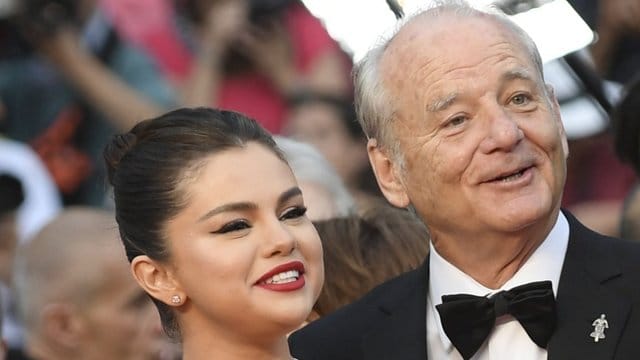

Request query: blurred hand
[
  {"left": 235, "top": 19, "right": 296, "bottom": 93},
  {"left": 200, "top": 0, "right": 249, "bottom": 50},
  {"left": 599, "top": 0, "right": 640, "bottom": 34},
  {"left": 30, "top": 26, "right": 83, "bottom": 68}
]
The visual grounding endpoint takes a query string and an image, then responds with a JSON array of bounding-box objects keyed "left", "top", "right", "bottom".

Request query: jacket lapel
[
  {"left": 548, "top": 212, "right": 631, "bottom": 360},
  {"left": 362, "top": 258, "right": 429, "bottom": 360}
]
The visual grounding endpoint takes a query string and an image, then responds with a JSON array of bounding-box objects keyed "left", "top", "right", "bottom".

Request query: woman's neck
[{"left": 181, "top": 331, "right": 293, "bottom": 360}]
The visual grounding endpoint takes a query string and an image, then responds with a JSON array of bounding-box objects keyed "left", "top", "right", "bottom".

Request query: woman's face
[{"left": 164, "top": 142, "right": 324, "bottom": 339}]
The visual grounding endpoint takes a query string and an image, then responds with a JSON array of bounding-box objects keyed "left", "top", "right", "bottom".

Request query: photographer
[
  {"left": 0, "top": 0, "right": 175, "bottom": 206},
  {"left": 179, "top": 0, "right": 353, "bottom": 134}
]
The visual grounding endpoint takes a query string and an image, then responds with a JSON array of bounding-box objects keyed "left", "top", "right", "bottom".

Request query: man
[
  {"left": 11, "top": 207, "right": 168, "bottom": 360},
  {"left": 289, "top": 1, "right": 640, "bottom": 359}
]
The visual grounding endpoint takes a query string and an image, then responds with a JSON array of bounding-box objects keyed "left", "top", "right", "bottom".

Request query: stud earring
[{"left": 171, "top": 295, "right": 181, "bottom": 304}]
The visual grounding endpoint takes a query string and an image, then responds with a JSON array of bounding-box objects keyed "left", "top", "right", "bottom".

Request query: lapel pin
[{"left": 590, "top": 314, "right": 608, "bottom": 342}]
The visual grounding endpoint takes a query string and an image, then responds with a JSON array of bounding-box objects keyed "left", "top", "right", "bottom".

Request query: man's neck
[{"left": 430, "top": 213, "right": 559, "bottom": 289}]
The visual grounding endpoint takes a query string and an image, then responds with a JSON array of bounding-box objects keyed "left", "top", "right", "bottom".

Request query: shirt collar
[{"left": 428, "top": 212, "right": 570, "bottom": 352}]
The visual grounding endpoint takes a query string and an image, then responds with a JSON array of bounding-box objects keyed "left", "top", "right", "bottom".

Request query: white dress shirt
[{"left": 427, "top": 212, "right": 569, "bottom": 360}]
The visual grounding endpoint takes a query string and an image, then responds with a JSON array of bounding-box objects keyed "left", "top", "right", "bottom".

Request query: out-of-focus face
[
  {"left": 286, "top": 103, "right": 367, "bottom": 185},
  {"left": 77, "top": 255, "right": 165, "bottom": 360},
  {"left": 165, "top": 142, "right": 324, "bottom": 339},
  {"left": 376, "top": 14, "right": 568, "bottom": 240},
  {"left": 298, "top": 181, "right": 338, "bottom": 221}
]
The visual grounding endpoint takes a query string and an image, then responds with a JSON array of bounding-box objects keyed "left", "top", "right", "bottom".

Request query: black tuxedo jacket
[{"left": 289, "top": 212, "right": 640, "bottom": 359}]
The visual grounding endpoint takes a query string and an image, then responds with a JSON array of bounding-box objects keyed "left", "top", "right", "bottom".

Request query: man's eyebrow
[
  {"left": 426, "top": 69, "right": 537, "bottom": 113},
  {"left": 427, "top": 92, "right": 458, "bottom": 113},
  {"left": 502, "top": 68, "right": 535, "bottom": 82}
]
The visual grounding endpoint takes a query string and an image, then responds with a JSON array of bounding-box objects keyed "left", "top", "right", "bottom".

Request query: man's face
[
  {"left": 77, "top": 255, "right": 166, "bottom": 360},
  {"left": 376, "top": 15, "right": 568, "bottom": 240}
]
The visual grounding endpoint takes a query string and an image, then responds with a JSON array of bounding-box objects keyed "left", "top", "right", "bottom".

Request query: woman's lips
[{"left": 255, "top": 260, "right": 306, "bottom": 292}]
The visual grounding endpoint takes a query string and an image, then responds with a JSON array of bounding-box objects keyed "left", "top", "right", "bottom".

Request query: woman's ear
[
  {"left": 367, "top": 139, "right": 410, "bottom": 208},
  {"left": 131, "top": 255, "right": 185, "bottom": 307}
]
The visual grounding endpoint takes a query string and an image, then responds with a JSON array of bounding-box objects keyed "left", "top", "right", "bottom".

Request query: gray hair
[
  {"left": 274, "top": 136, "right": 355, "bottom": 217},
  {"left": 354, "top": 0, "right": 545, "bottom": 160}
]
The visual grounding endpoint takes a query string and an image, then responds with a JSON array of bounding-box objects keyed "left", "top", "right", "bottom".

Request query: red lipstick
[{"left": 255, "top": 261, "right": 306, "bottom": 292}]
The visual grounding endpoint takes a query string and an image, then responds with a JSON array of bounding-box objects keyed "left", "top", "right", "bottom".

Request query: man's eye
[
  {"left": 445, "top": 115, "right": 467, "bottom": 128},
  {"left": 213, "top": 220, "right": 250, "bottom": 234},
  {"left": 510, "top": 94, "right": 531, "bottom": 105},
  {"left": 280, "top": 206, "right": 308, "bottom": 221}
]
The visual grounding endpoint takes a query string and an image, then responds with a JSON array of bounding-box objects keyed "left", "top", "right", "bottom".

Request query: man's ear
[
  {"left": 546, "top": 84, "right": 569, "bottom": 158},
  {"left": 41, "top": 303, "right": 84, "bottom": 349},
  {"left": 131, "top": 255, "right": 185, "bottom": 307},
  {"left": 367, "top": 138, "right": 410, "bottom": 208}
]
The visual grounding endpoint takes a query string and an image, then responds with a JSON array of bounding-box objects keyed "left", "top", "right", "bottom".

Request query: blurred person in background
[
  {"left": 620, "top": 186, "right": 640, "bottom": 241},
  {"left": 613, "top": 74, "right": 640, "bottom": 240},
  {"left": 11, "top": 207, "right": 168, "bottom": 360},
  {"left": 177, "top": 0, "right": 353, "bottom": 133},
  {"left": 0, "top": 0, "right": 174, "bottom": 206},
  {"left": 285, "top": 92, "right": 385, "bottom": 212},
  {"left": 309, "top": 205, "right": 429, "bottom": 321},
  {"left": 568, "top": 0, "right": 640, "bottom": 83},
  {"left": 0, "top": 295, "right": 6, "bottom": 360},
  {"left": 613, "top": 74, "right": 640, "bottom": 177},
  {"left": 0, "top": 175, "right": 25, "bottom": 288},
  {"left": 274, "top": 135, "right": 355, "bottom": 221},
  {"left": 0, "top": 136, "right": 60, "bottom": 248},
  {"left": 0, "top": 174, "right": 25, "bottom": 356},
  {"left": 547, "top": 57, "right": 637, "bottom": 236}
]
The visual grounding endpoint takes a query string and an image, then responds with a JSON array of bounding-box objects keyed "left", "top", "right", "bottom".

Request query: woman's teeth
[{"left": 264, "top": 270, "right": 300, "bottom": 284}]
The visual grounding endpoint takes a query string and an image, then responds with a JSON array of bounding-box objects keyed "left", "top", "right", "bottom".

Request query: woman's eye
[
  {"left": 213, "top": 220, "right": 250, "bottom": 234},
  {"left": 280, "top": 206, "right": 308, "bottom": 221}
]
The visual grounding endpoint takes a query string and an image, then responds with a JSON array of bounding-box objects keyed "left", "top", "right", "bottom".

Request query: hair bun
[{"left": 104, "top": 132, "right": 138, "bottom": 185}]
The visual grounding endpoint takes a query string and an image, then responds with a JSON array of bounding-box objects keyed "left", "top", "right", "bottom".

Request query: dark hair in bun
[{"left": 103, "top": 107, "right": 283, "bottom": 339}]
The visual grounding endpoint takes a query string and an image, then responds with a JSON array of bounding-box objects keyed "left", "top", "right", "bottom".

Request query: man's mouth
[{"left": 488, "top": 166, "right": 531, "bottom": 183}]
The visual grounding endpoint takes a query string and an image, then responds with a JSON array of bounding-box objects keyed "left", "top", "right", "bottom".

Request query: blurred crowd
[{"left": 0, "top": 0, "right": 639, "bottom": 359}]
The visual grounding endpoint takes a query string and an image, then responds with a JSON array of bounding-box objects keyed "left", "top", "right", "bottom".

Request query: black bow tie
[{"left": 435, "top": 280, "right": 556, "bottom": 360}]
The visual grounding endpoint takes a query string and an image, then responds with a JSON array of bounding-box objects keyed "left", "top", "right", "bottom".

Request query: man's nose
[{"left": 478, "top": 105, "right": 524, "bottom": 153}]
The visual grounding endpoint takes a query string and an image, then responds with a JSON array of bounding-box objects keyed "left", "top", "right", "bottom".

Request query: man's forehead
[
  {"left": 380, "top": 13, "right": 471, "bottom": 85},
  {"left": 380, "top": 13, "right": 535, "bottom": 86}
]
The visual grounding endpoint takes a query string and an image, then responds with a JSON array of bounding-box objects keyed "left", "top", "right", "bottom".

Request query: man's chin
[{"left": 484, "top": 203, "right": 554, "bottom": 233}]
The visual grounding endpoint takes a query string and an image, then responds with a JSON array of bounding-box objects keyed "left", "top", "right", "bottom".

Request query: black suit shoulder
[
  {"left": 566, "top": 211, "right": 640, "bottom": 278},
  {"left": 289, "top": 262, "right": 428, "bottom": 360}
]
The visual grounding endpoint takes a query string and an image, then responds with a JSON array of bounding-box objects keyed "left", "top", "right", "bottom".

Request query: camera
[
  {"left": 178, "top": 0, "right": 294, "bottom": 25},
  {"left": 21, "top": 0, "right": 79, "bottom": 35}
]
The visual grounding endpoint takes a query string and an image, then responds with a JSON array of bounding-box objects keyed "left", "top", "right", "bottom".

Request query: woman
[{"left": 103, "top": 107, "right": 324, "bottom": 359}]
